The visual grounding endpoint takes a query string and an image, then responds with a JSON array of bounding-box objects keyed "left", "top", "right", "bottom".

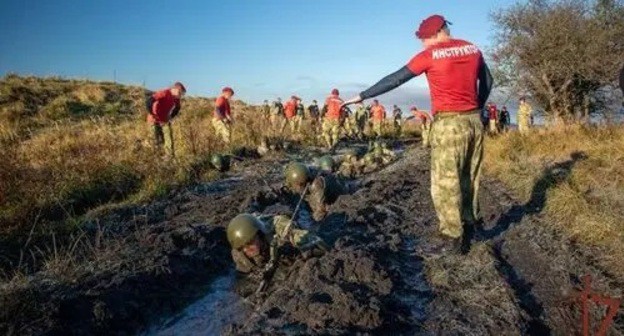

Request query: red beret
[
  {"left": 222, "top": 87, "right": 234, "bottom": 95},
  {"left": 331, "top": 88, "right": 339, "bottom": 95},
  {"left": 173, "top": 82, "right": 186, "bottom": 93},
  {"left": 416, "top": 15, "right": 451, "bottom": 39}
]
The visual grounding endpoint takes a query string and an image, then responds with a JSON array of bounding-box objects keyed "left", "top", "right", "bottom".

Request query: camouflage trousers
[
  {"left": 270, "top": 114, "right": 283, "bottom": 134},
  {"left": 372, "top": 120, "right": 383, "bottom": 138},
  {"left": 430, "top": 111, "right": 484, "bottom": 239},
  {"left": 212, "top": 118, "right": 231, "bottom": 143},
  {"left": 489, "top": 119, "right": 498, "bottom": 134},
  {"left": 322, "top": 119, "right": 340, "bottom": 148},
  {"left": 151, "top": 122, "right": 175, "bottom": 156},
  {"left": 292, "top": 115, "right": 303, "bottom": 133},
  {"left": 518, "top": 115, "right": 531, "bottom": 134},
  {"left": 354, "top": 117, "right": 366, "bottom": 138},
  {"left": 421, "top": 122, "right": 431, "bottom": 148},
  {"left": 342, "top": 117, "right": 354, "bottom": 137}
]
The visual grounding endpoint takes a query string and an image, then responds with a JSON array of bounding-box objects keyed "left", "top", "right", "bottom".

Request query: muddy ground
[{"left": 1, "top": 140, "right": 623, "bottom": 335}]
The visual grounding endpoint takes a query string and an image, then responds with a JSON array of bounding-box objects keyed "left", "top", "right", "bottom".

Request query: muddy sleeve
[
  {"left": 478, "top": 59, "right": 493, "bottom": 109},
  {"left": 360, "top": 66, "right": 416, "bottom": 100},
  {"left": 231, "top": 249, "right": 255, "bottom": 274}
]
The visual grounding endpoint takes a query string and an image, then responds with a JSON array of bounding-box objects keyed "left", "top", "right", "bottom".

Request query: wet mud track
[{"left": 6, "top": 142, "right": 623, "bottom": 335}]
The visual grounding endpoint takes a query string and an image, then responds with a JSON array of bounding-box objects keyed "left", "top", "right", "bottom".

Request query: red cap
[
  {"left": 173, "top": 82, "right": 186, "bottom": 93},
  {"left": 416, "top": 15, "right": 451, "bottom": 39},
  {"left": 331, "top": 88, "right": 339, "bottom": 95},
  {"left": 222, "top": 87, "right": 234, "bottom": 95}
]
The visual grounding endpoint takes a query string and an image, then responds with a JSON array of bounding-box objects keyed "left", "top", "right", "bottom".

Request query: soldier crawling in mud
[
  {"left": 336, "top": 142, "right": 397, "bottom": 178},
  {"left": 244, "top": 161, "right": 351, "bottom": 225},
  {"left": 227, "top": 213, "right": 328, "bottom": 274}
]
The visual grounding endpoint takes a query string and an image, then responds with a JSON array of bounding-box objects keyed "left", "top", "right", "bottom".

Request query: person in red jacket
[
  {"left": 322, "top": 89, "right": 344, "bottom": 149},
  {"left": 342, "top": 14, "right": 493, "bottom": 254},
  {"left": 411, "top": 106, "right": 432, "bottom": 147},
  {"left": 281, "top": 95, "right": 299, "bottom": 134},
  {"left": 486, "top": 102, "right": 498, "bottom": 134},
  {"left": 212, "top": 87, "right": 235, "bottom": 143},
  {"left": 370, "top": 100, "right": 386, "bottom": 138},
  {"left": 147, "top": 82, "right": 186, "bottom": 156}
]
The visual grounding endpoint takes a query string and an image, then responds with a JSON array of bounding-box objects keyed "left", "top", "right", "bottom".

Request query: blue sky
[{"left": 0, "top": 0, "right": 517, "bottom": 110}]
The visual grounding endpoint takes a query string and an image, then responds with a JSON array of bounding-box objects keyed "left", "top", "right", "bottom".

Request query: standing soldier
[
  {"left": 392, "top": 104, "right": 403, "bottom": 136},
  {"left": 146, "top": 82, "right": 186, "bottom": 156},
  {"left": 294, "top": 97, "right": 305, "bottom": 133},
  {"left": 370, "top": 100, "right": 386, "bottom": 138},
  {"left": 486, "top": 102, "right": 498, "bottom": 135},
  {"left": 212, "top": 87, "right": 235, "bottom": 144},
  {"left": 340, "top": 105, "right": 355, "bottom": 139},
  {"left": 308, "top": 99, "right": 321, "bottom": 132},
  {"left": 270, "top": 98, "right": 284, "bottom": 135},
  {"left": 517, "top": 97, "right": 533, "bottom": 134},
  {"left": 322, "top": 89, "right": 344, "bottom": 149},
  {"left": 353, "top": 102, "right": 368, "bottom": 140},
  {"left": 342, "top": 14, "right": 493, "bottom": 254},
  {"left": 262, "top": 99, "right": 271, "bottom": 121},
  {"left": 411, "top": 106, "right": 432, "bottom": 148},
  {"left": 282, "top": 96, "right": 298, "bottom": 134},
  {"left": 498, "top": 106, "right": 510, "bottom": 132}
]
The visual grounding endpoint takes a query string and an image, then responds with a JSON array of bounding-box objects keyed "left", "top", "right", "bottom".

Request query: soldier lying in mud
[
  {"left": 337, "top": 141, "right": 397, "bottom": 179},
  {"left": 227, "top": 213, "right": 328, "bottom": 275}
]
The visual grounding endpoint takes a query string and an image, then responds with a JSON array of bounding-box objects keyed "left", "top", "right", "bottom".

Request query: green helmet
[
  {"left": 211, "top": 154, "right": 229, "bottom": 172},
  {"left": 227, "top": 214, "right": 262, "bottom": 249},
  {"left": 318, "top": 155, "right": 335, "bottom": 172},
  {"left": 284, "top": 162, "right": 309, "bottom": 189}
]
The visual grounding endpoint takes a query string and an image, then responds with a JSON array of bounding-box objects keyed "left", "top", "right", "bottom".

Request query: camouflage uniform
[
  {"left": 337, "top": 154, "right": 363, "bottom": 179},
  {"left": 430, "top": 111, "right": 484, "bottom": 239},
  {"left": 211, "top": 118, "right": 232, "bottom": 143},
  {"left": 307, "top": 171, "right": 348, "bottom": 221},
  {"left": 262, "top": 102, "right": 271, "bottom": 120},
  {"left": 151, "top": 122, "right": 175, "bottom": 156},
  {"left": 392, "top": 107, "right": 402, "bottom": 136},
  {"left": 340, "top": 107, "right": 355, "bottom": 138},
  {"left": 230, "top": 215, "right": 322, "bottom": 274},
  {"left": 293, "top": 102, "right": 305, "bottom": 133},
  {"left": 353, "top": 105, "right": 368, "bottom": 139},
  {"left": 270, "top": 101, "right": 284, "bottom": 134},
  {"left": 322, "top": 120, "right": 340, "bottom": 148},
  {"left": 517, "top": 102, "right": 532, "bottom": 134}
]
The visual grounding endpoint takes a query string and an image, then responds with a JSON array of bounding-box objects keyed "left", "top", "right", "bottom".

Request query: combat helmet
[
  {"left": 211, "top": 153, "right": 230, "bottom": 172},
  {"left": 284, "top": 162, "right": 310, "bottom": 191},
  {"left": 318, "top": 155, "right": 335, "bottom": 172},
  {"left": 227, "top": 214, "right": 263, "bottom": 249}
]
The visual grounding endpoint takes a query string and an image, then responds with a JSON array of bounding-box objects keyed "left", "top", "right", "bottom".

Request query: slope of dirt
[{"left": 3, "top": 141, "right": 623, "bottom": 335}]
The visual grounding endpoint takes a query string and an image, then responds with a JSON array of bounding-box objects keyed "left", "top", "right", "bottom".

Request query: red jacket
[
  {"left": 371, "top": 105, "right": 386, "bottom": 121},
  {"left": 148, "top": 89, "right": 180, "bottom": 124},
  {"left": 284, "top": 100, "right": 297, "bottom": 119},
  {"left": 488, "top": 104, "right": 498, "bottom": 120},
  {"left": 406, "top": 39, "right": 484, "bottom": 115},
  {"left": 412, "top": 110, "right": 431, "bottom": 123},
  {"left": 324, "top": 95, "right": 343, "bottom": 120},
  {"left": 214, "top": 96, "right": 231, "bottom": 120}
]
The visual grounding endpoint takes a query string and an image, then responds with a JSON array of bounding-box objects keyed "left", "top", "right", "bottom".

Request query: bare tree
[{"left": 491, "top": 0, "right": 624, "bottom": 123}]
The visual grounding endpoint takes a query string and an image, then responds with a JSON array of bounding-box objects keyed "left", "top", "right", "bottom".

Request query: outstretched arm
[{"left": 343, "top": 66, "right": 417, "bottom": 106}]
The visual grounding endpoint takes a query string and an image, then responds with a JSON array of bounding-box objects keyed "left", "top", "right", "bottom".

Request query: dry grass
[
  {"left": 0, "top": 75, "right": 421, "bottom": 280},
  {"left": 484, "top": 124, "right": 624, "bottom": 278}
]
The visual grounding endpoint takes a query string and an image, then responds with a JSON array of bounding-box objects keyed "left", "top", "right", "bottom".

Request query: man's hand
[{"left": 341, "top": 95, "right": 363, "bottom": 109}]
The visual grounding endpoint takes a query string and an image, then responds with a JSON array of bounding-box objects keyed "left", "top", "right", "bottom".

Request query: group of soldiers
[
  {"left": 226, "top": 140, "right": 397, "bottom": 278},
  {"left": 260, "top": 91, "right": 409, "bottom": 149},
  {"left": 484, "top": 97, "right": 534, "bottom": 135}
]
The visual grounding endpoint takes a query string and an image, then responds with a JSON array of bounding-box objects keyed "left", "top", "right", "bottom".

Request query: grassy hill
[{"left": 0, "top": 75, "right": 260, "bottom": 250}]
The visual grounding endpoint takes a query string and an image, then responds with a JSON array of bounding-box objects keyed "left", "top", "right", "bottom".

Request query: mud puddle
[{"left": 144, "top": 270, "right": 251, "bottom": 336}]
